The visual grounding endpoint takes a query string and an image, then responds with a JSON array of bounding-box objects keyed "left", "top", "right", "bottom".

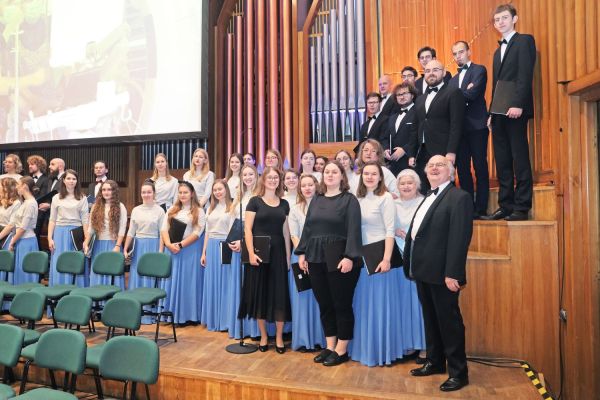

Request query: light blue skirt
[
  {"left": 89, "top": 240, "right": 125, "bottom": 289},
  {"left": 201, "top": 238, "right": 231, "bottom": 331},
  {"left": 49, "top": 225, "right": 89, "bottom": 287},
  {"left": 288, "top": 253, "right": 325, "bottom": 350},
  {"left": 13, "top": 237, "right": 39, "bottom": 285},
  {"left": 226, "top": 251, "right": 260, "bottom": 339},
  {"left": 128, "top": 237, "right": 161, "bottom": 324},
  {"left": 162, "top": 238, "right": 204, "bottom": 324},
  {"left": 349, "top": 267, "right": 405, "bottom": 366}
]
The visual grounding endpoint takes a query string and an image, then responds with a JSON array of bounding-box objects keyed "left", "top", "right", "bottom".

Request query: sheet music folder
[
  {"left": 291, "top": 262, "right": 311, "bottom": 292},
  {"left": 36, "top": 190, "right": 57, "bottom": 205},
  {"left": 168, "top": 218, "right": 187, "bottom": 243},
  {"left": 241, "top": 236, "right": 271, "bottom": 264},
  {"left": 220, "top": 241, "right": 233, "bottom": 265},
  {"left": 361, "top": 239, "right": 403, "bottom": 275},
  {"left": 490, "top": 80, "right": 517, "bottom": 115},
  {"left": 324, "top": 240, "right": 346, "bottom": 272}
]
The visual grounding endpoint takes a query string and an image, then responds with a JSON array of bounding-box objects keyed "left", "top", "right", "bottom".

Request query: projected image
[{"left": 0, "top": 0, "right": 202, "bottom": 145}]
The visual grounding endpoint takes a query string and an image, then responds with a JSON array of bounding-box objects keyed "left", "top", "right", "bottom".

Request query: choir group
[{"left": 0, "top": 146, "right": 426, "bottom": 368}]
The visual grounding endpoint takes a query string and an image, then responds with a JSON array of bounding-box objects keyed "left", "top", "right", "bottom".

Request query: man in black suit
[
  {"left": 353, "top": 92, "right": 389, "bottom": 155},
  {"left": 404, "top": 155, "right": 473, "bottom": 392},
  {"left": 448, "top": 41, "right": 490, "bottom": 218},
  {"left": 414, "top": 47, "right": 452, "bottom": 96},
  {"left": 27, "top": 155, "right": 50, "bottom": 247},
  {"left": 378, "top": 74, "right": 399, "bottom": 116},
  {"left": 483, "top": 3, "right": 536, "bottom": 221},
  {"left": 381, "top": 82, "right": 418, "bottom": 175},
  {"left": 407, "top": 60, "right": 465, "bottom": 193},
  {"left": 87, "top": 160, "right": 109, "bottom": 204}
]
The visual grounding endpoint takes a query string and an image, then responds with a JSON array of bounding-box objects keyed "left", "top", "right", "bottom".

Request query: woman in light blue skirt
[
  {"left": 394, "top": 169, "right": 426, "bottom": 357},
  {"left": 84, "top": 180, "right": 127, "bottom": 289},
  {"left": 8, "top": 177, "right": 39, "bottom": 284},
  {"left": 47, "top": 169, "right": 90, "bottom": 287},
  {"left": 201, "top": 179, "right": 234, "bottom": 331},
  {"left": 350, "top": 162, "right": 404, "bottom": 366},
  {"left": 161, "top": 181, "right": 206, "bottom": 325},
  {"left": 288, "top": 174, "right": 325, "bottom": 351}
]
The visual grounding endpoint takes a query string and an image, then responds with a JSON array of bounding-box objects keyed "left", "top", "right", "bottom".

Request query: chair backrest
[
  {"left": 0, "top": 249, "right": 15, "bottom": 277},
  {"left": 22, "top": 251, "right": 49, "bottom": 275},
  {"left": 99, "top": 336, "right": 159, "bottom": 385},
  {"left": 0, "top": 324, "right": 24, "bottom": 368},
  {"left": 137, "top": 252, "right": 172, "bottom": 279},
  {"left": 102, "top": 297, "right": 141, "bottom": 331},
  {"left": 34, "top": 329, "right": 87, "bottom": 374},
  {"left": 56, "top": 251, "right": 86, "bottom": 276},
  {"left": 55, "top": 295, "right": 92, "bottom": 326},
  {"left": 91, "top": 251, "right": 125, "bottom": 276},
  {"left": 10, "top": 291, "right": 46, "bottom": 322}
]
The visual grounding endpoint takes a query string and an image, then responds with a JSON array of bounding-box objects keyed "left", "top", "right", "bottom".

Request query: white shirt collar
[
  {"left": 503, "top": 30, "right": 517, "bottom": 43},
  {"left": 431, "top": 180, "right": 451, "bottom": 195}
]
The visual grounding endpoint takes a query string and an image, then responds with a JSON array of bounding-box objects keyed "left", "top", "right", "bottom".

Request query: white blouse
[
  {"left": 161, "top": 204, "right": 206, "bottom": 239},
  {"left": 205, "top": 203, "right": 234, "bottom": 239},
  {"left": 153, "top": 176, "right": 179, "bottom": 209},
  {"left": 183, "top": 170, "right": 215, "bottom": 205},
  {"left": 283, "top": 192, "right": 298, "bottom": 207},
  {"left": 227, "top": 175, "right": 241, "bottom": 198},
  {"left": 358, "top": 191, "right": 396, "bottom": 245},
  {"left": 49, "top": 194, "right": 89, "bottom": 226},
  {"left": 89, "top": 203, "right": 128, "bottom": 240},
  {"left": 395, "top": 196, "right": 425, "bottom": 232},
  {"left": 0, "top": 200, "right": 21, "bottom": 226},
  {"left": 349, "top": 167, "right": 398, "bottom": 196},
  {"left": 11, "top": 198, "right": 37, "bottom": 238},
  {"left": 127, "top": 204, "right": 165, "bottom": 239},
  {"left": 288, "top": 201, "right": 310, "bottom": 239}
]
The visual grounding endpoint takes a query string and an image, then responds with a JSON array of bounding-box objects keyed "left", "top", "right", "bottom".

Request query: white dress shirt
[
  {"left": 500, "top": 30, "right": 517, "bottom": 62},
  {"left": 411, "top": 180, "right": 451, "bottom": 240},
  {"left": 425, "top": 82, "right": 444, "bottom": 114},
  {"left": 394, "top": 103, "right": 414, "bottom": 132},
  {"left": 458, "top": 61, "right": 471, "bottom": 88}
]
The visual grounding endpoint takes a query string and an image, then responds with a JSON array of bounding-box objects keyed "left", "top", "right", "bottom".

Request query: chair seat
[
  {"left": 21, "top": 343, "right": 37, "bottom": 360},
  {"left": 0, "top": 280, "right": 11, "bottom": 286},
  {"left": 23, "top": 329, "right": 41, "bottom": 346},
  {"left": 70, "top": 286, "right": 120, "bottom": 301},
  {"left": 12, "top": 387, "right": 78, "bottom": 399},
  {"left": 85, "top": 344, "right": 105, "bottom": 369},
  {"left": 115, "top": 289, "right": 166, "bottom": 305},
  {"left": 0, "top": 382, "right": 15, "bottom": 399},
  {"left": 31, "top": 286, "right": 74, "bottom": 299},
  {"left": 3, "top": 283, "right": 44, "bottom": 297}
]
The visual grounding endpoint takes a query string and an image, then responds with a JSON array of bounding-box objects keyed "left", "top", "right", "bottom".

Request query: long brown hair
[
  {"left": 91, "top": 180, "right": 122, "bottom": 238},
  {"left": 356, "top": 162, "right": 387, "bottom": 198},
  {"left": 296, "top": 174, "right": 319, "bottom": 214},
  {"left": 255, "top": 166, "right": 284, "bottom": 197},
  {"left": 0, "top": 177, "right": 19, "bottom": 207},
  {"left": 168, "top": 182, "right": 201, "bottom": 228},
  {"left": 151, "top": 153, "right": 173, "bottom": 181},
  {"left": 318, "top": 160, "right": 350, "bottom": 194},
  {"left": 58, "top": 169, "right": 84, "bottom": 200},
  {"left": 18, "top": 176, "right": 35, "bottom": 201},
  {"left": 224, "top": 153, "right": 243, "bottom": 181},
  {"left": 356, "top": 139, "right": 385, "bottom": 169},
  {"left": 208, "top": 179, "right": 233, "bottom": 214}
]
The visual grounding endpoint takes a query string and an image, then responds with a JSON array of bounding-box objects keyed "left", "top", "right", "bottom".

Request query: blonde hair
[
  {"left": 188, "top": 148, "right": 210, "bottom": 181},
  {"left": 151, "top": 153, "right": 173, "bottom": 181},
  {"left": 208, "top": 179, "right": 233, "bottom": 214},
  {"left": 4, "top": 154, "right": 23, "bottom": 174}
]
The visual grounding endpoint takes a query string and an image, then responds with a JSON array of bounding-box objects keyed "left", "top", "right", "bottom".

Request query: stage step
[{"left": 487, "top": 185, "right": 556, "bottom": 221}]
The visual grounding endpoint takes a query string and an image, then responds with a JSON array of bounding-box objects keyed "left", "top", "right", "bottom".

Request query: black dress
[{"left": 238, "top": 196, "right": 291, "bottom": 322}]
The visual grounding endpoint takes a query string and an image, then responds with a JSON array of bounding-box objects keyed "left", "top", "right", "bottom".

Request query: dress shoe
[
  {"left": 415, "top": 355, "right": 428, "bottom": 365},
  {"left": 481, "top": 208, "right": 510, "bottom": 220},
  {"left": 410, "top": 361, "right": 447, "bottom": 377},
  {"left": 275, "top": 345, "right": 286, "bottom": 354},
  {"left": 313, "top": 349, "right": 333, "bottom": 363},
  {"left": 440, "top": 377, "right": 469, "bottom": 392},
  {"left": 322, "top": 351, "right": 349, "bottom": 367},
  {"left": 258, "top": 344, "right": 269, "bottom": 352},
  {"left": 504, "top": 210, "right": 529, "bottom": 221}
]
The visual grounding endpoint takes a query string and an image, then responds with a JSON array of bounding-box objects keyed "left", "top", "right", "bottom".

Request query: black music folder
[
  {"left": 36, "top": 190, "right": 57, "bottom": 205},
  {"left": 291, "top": 262, "right": 311, "bottom": 292},
  {"left": 226, "top": 218, "right": 243, "bottom": 243},
  {"left": 70, "top": 226, "right": 85, "bottom": 252},
  {"left": 241, "top": 236, "right": 271, "bottom": 264},
  {"left": 127, "top": 238, "right": 136, "bottom": 257},
  {"left": 168, "top": 218, "right": 187, "bottom": 243},
  {"left": 490, "top": 80, "right": 517, "bottom": 115},
  {"left": 361, "top": 239, "right": 403, "bottom": 275},
  {"left": 220, "top": 241, "right": 233, "bottom": 264},
  {"left": 0, "top": 226, "right": 8, "bottom": 248},
  {"left": 159, "top": 204, "right": 168, "bottom": 212},
  {"left": 324, "top": 240, "right": 346, "bottom": 272}
]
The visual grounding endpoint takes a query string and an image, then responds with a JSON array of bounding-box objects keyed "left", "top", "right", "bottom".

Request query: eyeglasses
[
  {"left": 265, "top": 175, "right": 279, "bottom": 181},
  {"left": 419, "top": 55, "right": 433, "bottom": 61},
  {"left": 427, "top": 162, "right": 448, "bottom": 169},
  {"left": 424, "top": 68, "right": 443, "bottom": 74},
  {"left": 401, "top": 74, "right": 415, "bottom": 79},
  {"left": 366, "top": 101, "right": 380, "bottom": 106},
  {"left": 395, "top": 92, "right": 411, "bottom": 97}
]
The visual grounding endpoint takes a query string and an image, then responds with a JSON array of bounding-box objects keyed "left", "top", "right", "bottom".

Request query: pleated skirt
[
  {"left": 226, "top": 250, "right": 260, "bottom": 339},
  {"left": 201, "top": 238, "right": 231, "bottom": 331},
  {"left": 89, "top": 240, "right": 125, "bottom": 289},
  {"left": 128, "top": 237, "right": 161, "bottom": 324},
  {"left": 13, "top": 237, "right": 39, "bottom": 285},
  {"left": 49, "top": 225, "right": 89, "bottom": 287}
]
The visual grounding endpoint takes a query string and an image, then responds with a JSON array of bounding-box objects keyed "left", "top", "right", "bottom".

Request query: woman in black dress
[
  {"left": 296, "top": 160, "right": 362, "bottom": 367},
  {"left": 238, "top": 166, "right": 291, "bottom": 353}
]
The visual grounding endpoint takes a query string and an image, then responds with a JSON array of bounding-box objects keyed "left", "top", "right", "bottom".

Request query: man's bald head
[
  {"left": 378, "top": 75, "right": 393, "bottom": 96},
  {"left": 424, "top": 60, "right": 445, "bottom": 87},
  {"left": 49, "top": 158, "right": 65, "bottom": 174}
]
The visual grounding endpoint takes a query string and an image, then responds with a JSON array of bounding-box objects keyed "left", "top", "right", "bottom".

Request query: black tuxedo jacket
[
  {"left": 379, "top": 94, "right": 400, "bottom": 117},
  {"left": 448, "top": 63, "right": 488, "bottom": 131},
  {"left": 87, "top": 182, "right": 99, "bottom": 204},
  {"left": 407, "top": 84, "right": 465, "bottom": 158},
  {"left": 380, "top": 106, "right": 417, "bottom": 153},
  {"left": 354, "top": 113, "right": 390, "bottom": 153},
  {"left": 492, "top": 32, "right": 536, "bottom": 118},
  {"left": 415, "top": 71, "right": 452, "bottom": 96},
  {"left": 48, "top": 175, "right": 65, "bottom": 194},
  {"left": 403, "top": 184, "right": 473, "bottom": 285},
  {"left": 32, "top": 174, "right": 49, "bottom": 199}
]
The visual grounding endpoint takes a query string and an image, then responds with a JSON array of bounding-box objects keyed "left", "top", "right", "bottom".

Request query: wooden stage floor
[{"left": 3, "top": 318, "right": 543, "bottom": 400}]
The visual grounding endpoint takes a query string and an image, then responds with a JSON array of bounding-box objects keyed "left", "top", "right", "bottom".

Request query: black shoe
[
  {"left": 440, "top": 377, "right": 469, "bottom": 392},
  {"left": 322, "top": 351, "right": 349, "bottom": 367},
  {"left": 313, "top": 349, "right": 333, "bottom": 363},
  {"left": 258, "top": 344, "right": 269, "bottom": 352},
  {"left": 275, "top": 345, "right": 286, "bottom": 354},
  {"left": 297, "top": 346, "right": 308, "bottom": 353},
  {"left": 410, "top": 361, "right": 447, "bottom": 377},
  {"left": 481, "top": 208, "right": 510, "bottom": 220},
  {"left": 401, "top": 350, "right": 419, "bottom": 361},
  {"left": 504, "top": 210, "right": 528, "bottom": 221},
  {"left": 415, "top": 356, "right": 428, "bottom": 364}
]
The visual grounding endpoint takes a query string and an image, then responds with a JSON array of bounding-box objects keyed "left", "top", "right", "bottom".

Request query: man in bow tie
[
  {"left": 483, "top": 3, "right": 536, "bottom": 222},
  {"left": 354, "top": 92, "right": 389, "bottom": 155},
  {"left": 407, "top": 60, "right": 465, "bottom": 194},
  {"left": 378, "top": 74, "right": 400, "bottom": 116},
  {"left": 448, "top": 41, "right": 490, "bottom": 219},
  {"left": 87, "top": 160, "right": 109, "bottom": 204},
  {"left": 403, "top": 155, "right": 473, "bottom": 392}
]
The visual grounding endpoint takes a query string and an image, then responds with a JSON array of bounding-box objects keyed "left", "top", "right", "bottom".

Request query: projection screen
[{"left": 0, "top": 0, "right": 207, "bottom": 148}]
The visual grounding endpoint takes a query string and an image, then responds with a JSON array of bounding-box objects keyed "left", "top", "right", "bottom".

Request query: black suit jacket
[
  {"left": 492, "top": 32, "right": 536, "bottom": 118},
  {"left": 48, "top": 175, "right": 65, "bottom": 195},
  {"left": 407, "top": 84, "right": 465, "bottom": 158},
  {"left": 354, "top": 113, "right": 390, "bottom": 154},
  {"left": 380, "top": 107, "right": 417, "bottom": 174},
  {"left": 403, "top": 184, "right": 473, "bottom": 285},
  {"left": 415, "top": 71, "right": 453, "bottom": 96},
  {"left": 448, "top": 63, "right": 488, "bottom": 131},
  {"left": 379, "top": 94, "right": 400, "bottom": 117},
  {"left": 32, "top": 174, "right": 49, "bottom": 199}
]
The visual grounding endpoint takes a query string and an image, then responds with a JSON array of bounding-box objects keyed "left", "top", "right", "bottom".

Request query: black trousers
[
  {"left": 308, "top": 262, "right": 360, "bottom": 340},
  {"left": 415, "top": 144, "right": 433, "bottom": 195},
  {"left": 456, "top": 128, "right": 490, "bottom": 214},
  {"left": 491, "top": 115, "right": 533, "bottom": 212},
  {"left": 416, "top": 281, "right": 468, "bottom": 379}
]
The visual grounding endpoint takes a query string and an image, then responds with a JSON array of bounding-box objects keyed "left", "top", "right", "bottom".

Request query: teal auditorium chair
[
  {"left": 8, "top": 291, "right": 46, "bottom": 346},
  {"left": 0, "top": 249, "right": 14, "bottom": 286},
  {"left": 54, "top": 294, "right": 93, "bottom": 332},
  {"left": 0, "top": 324, "right": 24, "bottom": 399},
  {"left": 1, "top": 252, "right": 49, "bottom": 301}
]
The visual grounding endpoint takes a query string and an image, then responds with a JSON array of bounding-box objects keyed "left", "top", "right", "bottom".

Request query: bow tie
[
  {"left": 96, "top": 178, "right": 104, "bottom": 183},
  {"left": 398, "top": 109, "right": 408, "bottom": 115},
  {"left": 426, "top": 187, "right": 439, "bottom": 196},
  {"left": 457, "top": 65, "right": 468, "bottom": 73},
  {"left": 368, "top": 115, "right": 377, "bottom": 121},
  {"left": 425, "top": 86, "right": 439, "bottom": 94},
  {"left": 498, "top": 39, "right": 507, "bottom": 46},
  {"left": 32, "top": 176, "right": 38, "bottom": 181}
]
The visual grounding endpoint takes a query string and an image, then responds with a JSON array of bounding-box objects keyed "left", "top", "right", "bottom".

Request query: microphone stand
[{"left": 226, "top": 129, "right": 257, "bottom": 354}]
